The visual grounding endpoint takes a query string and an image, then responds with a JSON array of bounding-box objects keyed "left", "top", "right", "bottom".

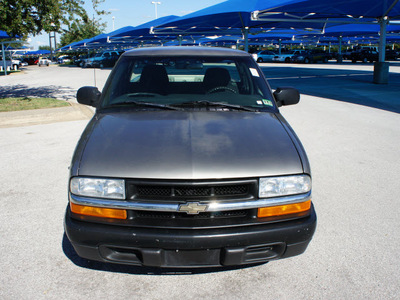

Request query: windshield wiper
[
  {"left": 106, "top": 100, "right": 181, "bottom": 111},
  {"left": 173, "top": 100, "right": 258, "bottom": 112}
]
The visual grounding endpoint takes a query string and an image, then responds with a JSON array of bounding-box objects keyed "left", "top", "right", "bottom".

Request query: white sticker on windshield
[
  {"left": 250, "top": 68, "right": 260, "bottom": 77},
  {"left": 262, "top": 99, "right": 273, "bottom": 106}
]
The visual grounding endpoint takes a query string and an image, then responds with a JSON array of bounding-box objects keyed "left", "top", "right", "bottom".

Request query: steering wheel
[{"left": 207, "top": 86, "right": 237, "bottom": 94}]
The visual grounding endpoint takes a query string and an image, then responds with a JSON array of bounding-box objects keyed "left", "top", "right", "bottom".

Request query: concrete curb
[{"left": 0, "top": 102, "right": 94, "bottom": 128}]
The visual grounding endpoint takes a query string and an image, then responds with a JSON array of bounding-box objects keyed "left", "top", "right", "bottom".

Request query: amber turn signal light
[
  {"left": 257, "top": 200, "right": 311, "bottom": 218},
  {"left": 70, "top": 203, "right": 127, "bottom": 219}
]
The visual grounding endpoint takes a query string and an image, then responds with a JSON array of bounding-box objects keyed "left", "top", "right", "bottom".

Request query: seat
[
  {"left": 139, "top": 64, "right": 169, "bottom": 95},
  {"left": 203, "top": 67, "right": 232, "bottom": 93}
]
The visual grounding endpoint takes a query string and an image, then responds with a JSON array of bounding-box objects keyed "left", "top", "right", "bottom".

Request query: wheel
[
  {"left": 323, "top": 57, "right": 328, "bottom": 63},
  {"left": 362, "top": 57, "right": 368, "bottom": 63},
  {"left": 304, "top": 57, "right": 310, "bottom": 64},
  {"left": 207, "top": 86, "right": 237, "bottom": 94},
  {"left": 100, "top": 63, "right": 104, "bottom": 68},
  {"left": 352, "top": 59, "right": 357, "bottom": 63},
  {"left": 285, "top": 57, "right": 291, "bottom": 63},
  {"left": 257, "top": 57, "right": 263, "bottom": 63}
]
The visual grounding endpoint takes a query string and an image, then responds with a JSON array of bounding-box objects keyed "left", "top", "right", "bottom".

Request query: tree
[
  {"left": 0, "top": 0, "right": 87, "bottom": 38},
  {"left": 59, "top": 18, "right": 105, "bottom": 47},
  {"left": 59, "top": 0, "right": 109, "bottom": 47},
  {"left": 39, "top": 45, "right": 52, "bottom": 51}
]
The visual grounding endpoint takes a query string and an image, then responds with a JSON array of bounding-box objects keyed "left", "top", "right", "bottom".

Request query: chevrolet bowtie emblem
[{"left": 178, "top": 202, "right": 208, "bottom": 215}]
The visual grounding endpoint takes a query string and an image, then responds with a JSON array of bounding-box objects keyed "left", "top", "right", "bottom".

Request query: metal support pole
[
  {"left": 374, "top": 17, "right": 389, "bottom": 84},
  {"left": 49, "top": 32, "right": 52, "bottom": 61},
  {"left": 49, "top": 32, "right": 56, "bottom": 61},
  {"left": 2, "top": 42, "right": 7, "bottom": 75},
  {"left": 378, "top": 18, "right": 388, "bottom": 62},
  {"left": 243, "top": 28, "right": 249, "bottom": 52},
  {"left": 278, "top": 39, "right": 282, "bottom": 55},
  {"left": 337, "top": 36, "right": 343, "bottom": 63}
]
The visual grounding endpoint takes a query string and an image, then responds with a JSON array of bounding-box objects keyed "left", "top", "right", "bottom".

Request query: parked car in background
[
  {"left": 384, "top": 49, "right": 399, "bottom": 61},
  {"left": 82, "top": 51, "right": 125, "bottom": 68},
  {"left": 252, "top": 50, "right": 277, "bottom": 63},
  {"left": 95, "top": 50, "right": 124, "bottom": 68},
  {"left": 22, "top": 57, "right": 39, "bottom": 65},
  {"left": 83, "top": 52, "right": 102, "bottom": 68},
  {"left": 38, "top": 57, "right": 51, "bottom": 66},
  {"left": 0, "top": 57, "right": 22, "bottom": 70},
  {"left": 291, "top": 49, "right": 332, "bottom": 63},
  {"left": 351, "top": 49, "right": 399, "bottom": 63},
  {"left": 65, "top": 46, "right": 316, "bottom": 268},
  {"left": 73, "top": 55, "right": 88, "bottom": 67},
  {"left": 342, "top": 49, "right": 356, "bottom": 60},
  {"left": 58, "top": 55, "right": 72, "bottom": 64},
  {"left": 350, "top": 50, "right": 379, "bottom": 63},
  {"left": 273, "top": 50, "right": 306, "bottom": 62}
]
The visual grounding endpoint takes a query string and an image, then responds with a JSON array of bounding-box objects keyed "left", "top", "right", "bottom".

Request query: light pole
[
  {"left": 112, "top": 16, "right": 115, "bottom": 31},
  {"left": 151, "top": 1, "right": 161, "bottom": 19}
]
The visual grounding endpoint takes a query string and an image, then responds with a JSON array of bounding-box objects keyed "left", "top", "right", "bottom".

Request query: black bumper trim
[{"left": 64, "top": 206, "right": 316, "bottom": 267}]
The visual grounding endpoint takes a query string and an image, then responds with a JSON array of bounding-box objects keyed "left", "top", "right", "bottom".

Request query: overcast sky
[{"left": 28, "top": 0, "right": 223, "bottom": 49}]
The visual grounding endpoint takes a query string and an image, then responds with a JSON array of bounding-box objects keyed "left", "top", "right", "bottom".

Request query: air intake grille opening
[{"left": 132, "top": 183, "right": 252, "bottom": 200}]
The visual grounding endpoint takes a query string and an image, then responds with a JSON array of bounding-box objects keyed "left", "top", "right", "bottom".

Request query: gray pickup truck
[{"left": 65, "top": 46, "right": 316, "bottom": 268}]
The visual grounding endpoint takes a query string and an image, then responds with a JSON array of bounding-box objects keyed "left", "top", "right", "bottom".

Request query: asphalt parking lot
[{"left": 1, "top": 62, "right": 399, "bottom": 299}]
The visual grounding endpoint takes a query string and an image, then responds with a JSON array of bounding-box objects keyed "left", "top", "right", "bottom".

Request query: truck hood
[{"left": 77, "top": 110, "right": 303, "bottom": 180}]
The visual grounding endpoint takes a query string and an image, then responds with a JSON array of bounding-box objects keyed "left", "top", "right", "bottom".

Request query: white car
[
  {"left": 38, "top": 57, "right": 51, "bottom": 67},
  {"left": 1, "top": 58, "right": 22, "bottom": 70},
  {"left": 252, "top": 50, "right": 277, "bottom": 63},
  {"left": 272, "top": 50, "right": 306, "bottom": 62}
]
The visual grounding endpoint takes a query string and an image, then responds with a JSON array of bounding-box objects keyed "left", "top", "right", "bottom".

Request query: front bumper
[{"left": 64, "top": 205, "right": 316, "bottom": 268}]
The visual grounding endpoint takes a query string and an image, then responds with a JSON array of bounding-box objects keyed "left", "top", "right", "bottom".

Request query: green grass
[
  {"left": 0, "top": 97, "right": 70, "bottom": 112},
  {"left": 0, "top": 70, "right": 20, "bottom": 76}
]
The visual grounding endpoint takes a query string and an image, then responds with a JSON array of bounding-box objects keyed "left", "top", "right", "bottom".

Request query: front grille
[
  {"left": 125, "top": 179, "right": 258, "bottom": 227},
  {"left": 130, "top": 181, "right": 254, "bottom": 200}
]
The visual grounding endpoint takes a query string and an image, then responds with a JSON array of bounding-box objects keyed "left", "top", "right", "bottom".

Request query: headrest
[{"left": 203, "top": 67, "right": 231, "bottom": 90}]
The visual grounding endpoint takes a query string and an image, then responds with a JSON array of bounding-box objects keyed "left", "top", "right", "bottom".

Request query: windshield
[{"left": 101, "top": 55, "right": 276, "bottom": 111}]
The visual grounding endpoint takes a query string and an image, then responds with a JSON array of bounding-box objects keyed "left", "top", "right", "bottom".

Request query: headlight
[
  {"left": 259, "top": 175, "right": 311, "bottom": 198},
  {"left": 70, "top": 177, "right": 125, "bottom": 199}
]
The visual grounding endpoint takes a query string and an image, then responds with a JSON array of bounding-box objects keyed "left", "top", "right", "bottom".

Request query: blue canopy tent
[
  {"left": 1, "top": 30, "right": 16, "bottom": 39},
  {"left": 295, "top": 23, "right": 400, "bottom": 56},
  {"left": 106, "top": 15, "right": 180, "bottom": 45},
  {"left": 110, "top": 16, "right": 178, "bottom": 39},
  {"left": 23, "top": 50, "right": 51, "bottom": 56},
  {"left": 65, "top": 16, "right": 182, "bottom": 50},
  {"left": 196, "top": 35, "right": 243, "bottom": 47},
  {"left": 1, "top": 30, "right": 22, "bottom": 75},
  {"left": 151, "top": 0, "right": 326, "bottom": 51},
  {"left": 57, "top": 40, "right": 86, "bottom": 52},
  {"left": 251, "top": 0, "right": 400, "bottom": 82}
]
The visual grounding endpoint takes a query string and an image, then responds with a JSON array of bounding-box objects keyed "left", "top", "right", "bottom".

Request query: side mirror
[
  {"left": 76, "top": 86, "right": 101, "bottom": 107},
  {"left": 273, "top": 87, "right": 300, "bottom": 107}
]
